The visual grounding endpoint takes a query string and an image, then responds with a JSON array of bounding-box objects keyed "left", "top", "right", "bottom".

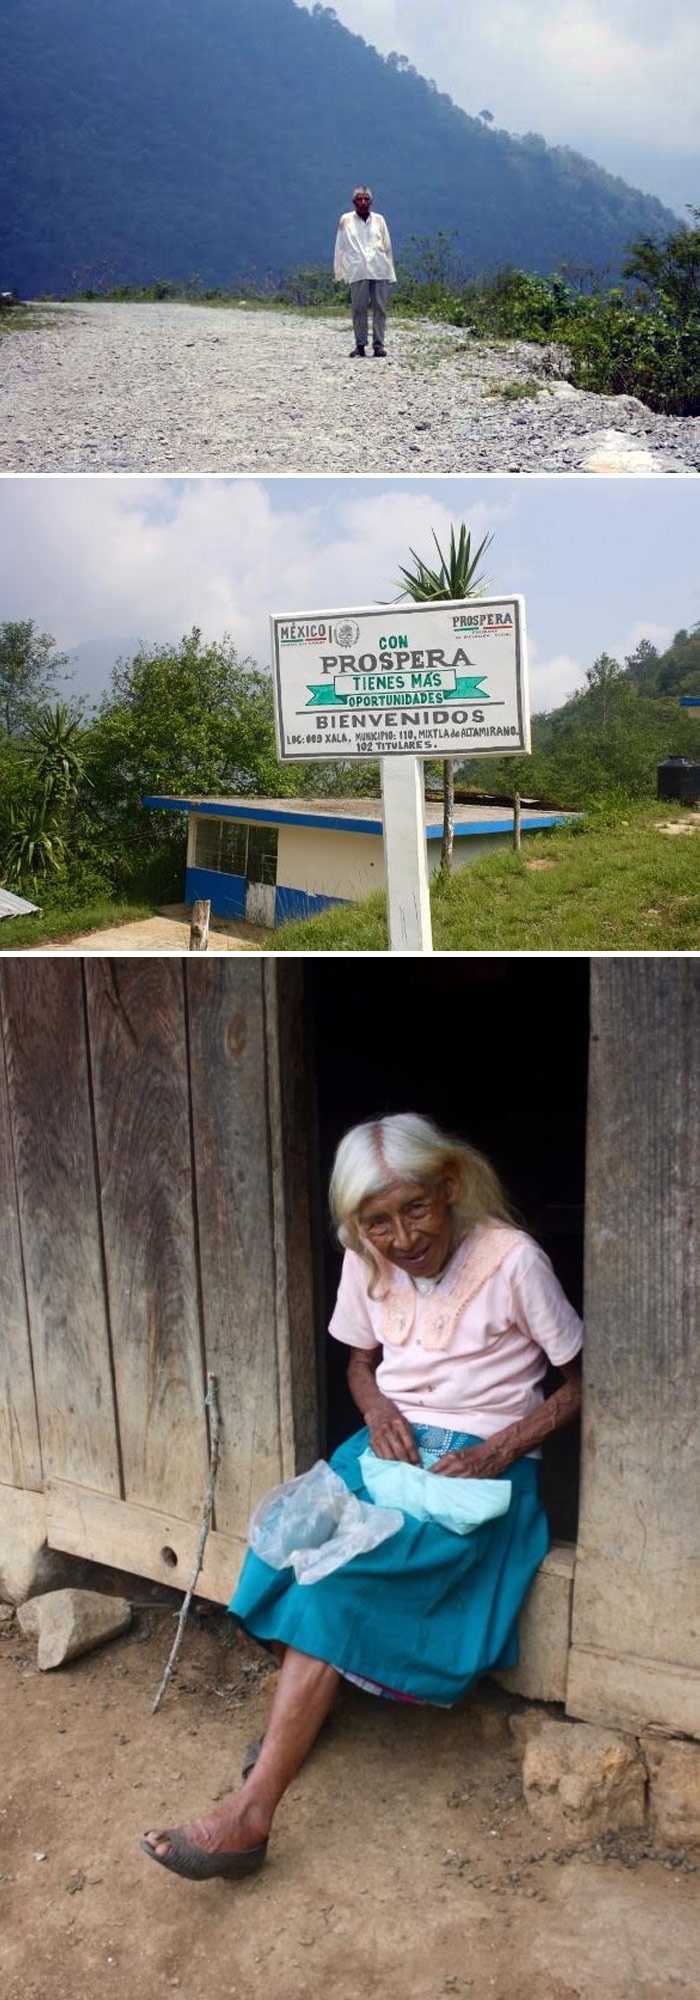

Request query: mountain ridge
[{"left": 1, "top": 0, "right": 677, "bottom": 295}]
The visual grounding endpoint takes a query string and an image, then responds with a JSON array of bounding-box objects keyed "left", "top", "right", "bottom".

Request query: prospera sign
[{"left": 271, "top": 597, "right": 529, "bottom": 760}]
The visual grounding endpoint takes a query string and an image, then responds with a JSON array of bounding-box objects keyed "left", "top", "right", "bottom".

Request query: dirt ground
[
  {"left": 31, "top": 908, "right": 265, "bottom": 953},
  {"left": 1, "top": 1587, "right": 698, "bottom": 2000}
]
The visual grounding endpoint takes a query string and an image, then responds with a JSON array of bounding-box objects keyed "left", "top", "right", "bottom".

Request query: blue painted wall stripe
[
  {"left": 275, "top": 886, "right": 349, "bottom": 926},
  {"left": 185, "top": 866, "right": 247, "bottom": 919}
]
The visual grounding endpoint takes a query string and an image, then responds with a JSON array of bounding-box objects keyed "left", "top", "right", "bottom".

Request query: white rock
[{"left": 18, "top": 1589, "right": 132, "bottom": 1670}]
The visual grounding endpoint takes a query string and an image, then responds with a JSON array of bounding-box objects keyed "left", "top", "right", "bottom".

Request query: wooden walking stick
[{"left": 152, "top": 1372, "right": 222, "bottom": 1714}]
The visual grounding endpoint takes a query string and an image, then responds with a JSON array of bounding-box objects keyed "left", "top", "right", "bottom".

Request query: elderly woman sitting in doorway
[{"left": 142, "top": 1113, "right": 582, "bottom": 1880}]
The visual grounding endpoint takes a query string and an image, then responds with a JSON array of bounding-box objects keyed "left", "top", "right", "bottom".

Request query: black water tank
[{"left": 657, "top": 757, "right": 700, "bottom": 803}]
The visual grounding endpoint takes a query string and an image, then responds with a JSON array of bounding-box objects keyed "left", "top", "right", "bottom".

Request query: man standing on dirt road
[{"left": 334, "top": 187, "right": 396, "bottom": 358}]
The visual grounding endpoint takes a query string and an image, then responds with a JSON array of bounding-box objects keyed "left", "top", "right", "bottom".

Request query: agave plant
[
  {"left": 395, "top": 524, "right": 493, "bottom": 604},
  {"left": 2, "top": 789, "right": 67, "bottom": 886},
  {"left": 395, "top": 524, "right": 494, "bottom": 870}
]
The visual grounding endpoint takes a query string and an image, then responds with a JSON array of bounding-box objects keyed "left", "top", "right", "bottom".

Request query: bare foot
[{"left": 144, "top": 1791, "right": 270, "bottom": 1861}]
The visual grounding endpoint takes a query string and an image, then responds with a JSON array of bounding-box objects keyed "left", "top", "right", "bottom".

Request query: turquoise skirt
[{"left": 229, "top": 1426, "right": 549, "bottom": 1708}]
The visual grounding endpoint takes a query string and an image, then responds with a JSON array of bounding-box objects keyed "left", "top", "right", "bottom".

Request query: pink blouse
[{"left": 329, "top": 1224, "right": 583, "bottom": 1443}]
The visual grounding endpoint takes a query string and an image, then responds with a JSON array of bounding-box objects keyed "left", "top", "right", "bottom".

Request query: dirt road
[
  {"left": 1, "top": 1597, "right": 697, "bottom": 2000},
  {"left": 3, "top": 302, "right": 699, "bottom": 474}
]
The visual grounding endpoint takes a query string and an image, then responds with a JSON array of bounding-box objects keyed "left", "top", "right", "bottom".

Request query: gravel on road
[{"left": 2, "top": 300, "right": 699, "bottom": 474}]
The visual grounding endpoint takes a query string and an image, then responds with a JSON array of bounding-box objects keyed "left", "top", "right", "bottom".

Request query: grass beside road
[
  {"left": 0, "top": 896, "right": 154, "bottom": 951},
  {"left": 267, "top": 807, "right": 700, "bottom": 953},
  {"left": 0, "top": 303, "right": 65, "bottom": 339}
]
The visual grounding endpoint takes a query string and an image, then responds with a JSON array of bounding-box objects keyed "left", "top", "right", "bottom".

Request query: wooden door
[{"left": 0, "top": 960, "right": 317, "bottom": 1603}]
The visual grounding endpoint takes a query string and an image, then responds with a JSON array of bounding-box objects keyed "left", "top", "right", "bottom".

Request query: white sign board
[{"left": 271, "top": 595, "right": 529, "bottom": 761}]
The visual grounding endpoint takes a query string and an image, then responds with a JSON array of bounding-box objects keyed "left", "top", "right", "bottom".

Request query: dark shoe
[
  {"left": 140, "top": 1827, "right": 268, "bottom": 1882},
  {"left": 373, "top": 344, "right": 387, "bottom": 357},
  {"left": 349, "top": 345, "right": 366, "bottom": 357}
]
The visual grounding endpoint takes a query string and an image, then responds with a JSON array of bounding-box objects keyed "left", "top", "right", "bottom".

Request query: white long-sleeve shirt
[{"left": 334, "top": 210, "right": 396, "bottom": 284}]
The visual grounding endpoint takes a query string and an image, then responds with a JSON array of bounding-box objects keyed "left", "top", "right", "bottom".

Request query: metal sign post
[{"left": 270, "top": 595, "right": 529, "bottom": 952}]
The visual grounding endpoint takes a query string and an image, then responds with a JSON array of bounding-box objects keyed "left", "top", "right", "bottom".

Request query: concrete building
[{"left": 143, "top": 793, "right": 572, "bottom": 927}]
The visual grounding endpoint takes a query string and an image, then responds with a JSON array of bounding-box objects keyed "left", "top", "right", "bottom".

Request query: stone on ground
[
  {"left": 522, "top": 1717, "right": 646, "bottom": 1837},
  {"left": 16, "top": 1598, "right": 43, "bottom": 1638},
  {"left": 17, "top": 1588, "right": 132, "bottom": 1669},
  {"left": 642, "top": 1732, "right": 700, "bottom": 1848}
]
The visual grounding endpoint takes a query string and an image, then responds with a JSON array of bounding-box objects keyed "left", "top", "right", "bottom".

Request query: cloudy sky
[
  {"left": 298, "top": 0, "right": 700, "bottom": 213},
  {"left": 2, "top": 477, "right": 697, "bottom": 719}
]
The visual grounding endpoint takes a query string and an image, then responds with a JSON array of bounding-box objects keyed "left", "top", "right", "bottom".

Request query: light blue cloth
[{"left": 358, "top": 1447, "right": 511, "bottom": 1534}]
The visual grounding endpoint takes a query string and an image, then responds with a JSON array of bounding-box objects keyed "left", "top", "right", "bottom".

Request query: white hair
[{"left": 329, "top": 1112, "right": 514, "bottom": 1286}]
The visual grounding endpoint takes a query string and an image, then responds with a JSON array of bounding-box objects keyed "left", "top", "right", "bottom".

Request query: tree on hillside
[
  {"left": 81, "top": 629, "right": 301, "bottom": 882},
  {"left": 0, "top": 621, "right": 71, "bottom": 737},
  {"left": 88, "top": 628, "right": 288, "bottom": 796},
  {"left": 624, "top": 638, "right": 660, "bottom": 685},
  {"left": 624, "top": 208, "right": 700, "bottom": 320},
  {"left": 464, "top": 619, "right": 700, "bottom": 808},
  {"left": 579, "top": 653, "right": 626, "bottom": 727},
  {"left": 394, "top": 524, "right": 493, "bottom": 871}
]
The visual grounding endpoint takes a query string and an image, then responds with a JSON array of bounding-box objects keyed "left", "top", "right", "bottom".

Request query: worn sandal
[{"left": 140, "top": 1828, "right": 268, "bottom": 1881}]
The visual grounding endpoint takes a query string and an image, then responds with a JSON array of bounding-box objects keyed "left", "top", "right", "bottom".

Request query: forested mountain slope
[{"left": 1, "top": 0, "right": 676, "bottom": 295}]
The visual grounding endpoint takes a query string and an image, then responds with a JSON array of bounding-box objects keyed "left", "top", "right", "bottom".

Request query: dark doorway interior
[{"left": 305, "top": 959, "right": 589, "bottom": 1542}]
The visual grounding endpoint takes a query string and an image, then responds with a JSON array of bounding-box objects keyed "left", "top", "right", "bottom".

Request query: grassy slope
[
  {"left": 0, "top": 897, "right": 154, "bottom": 950},
  {"left": 266, "top": 809, "right": 700, "bottom": 953}
]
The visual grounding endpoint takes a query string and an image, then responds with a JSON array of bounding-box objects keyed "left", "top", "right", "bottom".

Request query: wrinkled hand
[
  {"left": 367, "top": 1403, "right": 421, "bottom": 1465},
  {"left": 429, "top": 1440, "right": 510, "bottom": 1479}
]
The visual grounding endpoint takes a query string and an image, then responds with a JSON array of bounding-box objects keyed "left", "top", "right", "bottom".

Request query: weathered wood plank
[
  {"left": 0, "top": 1003, "right": 43, "bottom": 1489},
  {"left": 185, "top": 961, "right": 283, "bottom": 1535},
  {"left": 46, "top": 1478, "right": 245, "bottom": 1605},
  {"left": 0, "top": 964, "right": 120, "bottom": 1492},
  {"left": 0, "top": 1483, "right": 49, "bottom": 1602},
  {"left": 85, "top": 961, "right": 209, "bottom": 1520},
  {"left": 570, "top": 959, "right": 700, "bottom": 1729},
  {"left": 263, "top": 963, "right": 319, "bottom": 1477}
]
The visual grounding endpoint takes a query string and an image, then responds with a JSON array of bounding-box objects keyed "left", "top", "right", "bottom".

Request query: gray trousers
[{"left": 350, "top": 279, "right": 390, "bottom": 349}]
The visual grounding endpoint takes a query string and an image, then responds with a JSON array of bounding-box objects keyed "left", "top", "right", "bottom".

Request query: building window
[
  {"left": 193, "top": 817, "right": 278, "bottom": 883},
  {"left": 246, "top": 826, "right": 278, "bottom": 885},
  {"left": 219, "top": 820, "right": 249, "bottom": 877}
]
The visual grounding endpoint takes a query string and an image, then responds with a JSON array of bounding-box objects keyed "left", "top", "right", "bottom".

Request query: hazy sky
[
  {"left": 2, "top": 477, "right": 697, "bottom": 720},
  {"left": 297, "top": 0, "right": 700, "bottom": 214}
]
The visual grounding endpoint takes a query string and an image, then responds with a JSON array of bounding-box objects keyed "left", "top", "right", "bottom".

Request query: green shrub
[
  {"left": 563, "top": 296, "right": 700, "bottom": 415},
  {"left": 487, "top": 378, "right": 542, "bottom": 400}
]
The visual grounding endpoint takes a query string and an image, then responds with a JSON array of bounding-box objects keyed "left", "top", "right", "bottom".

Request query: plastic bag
[
  {"left": 248, "top": 1459, "right": 403, "bottom": 1585},
  {"left": 358, "top": 1449, "right": 511, "bottom": 1535}
]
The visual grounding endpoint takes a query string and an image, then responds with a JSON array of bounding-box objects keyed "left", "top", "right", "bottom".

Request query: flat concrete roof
[{"left": 143, "top": 794, "right": 572, "bottom": 839}]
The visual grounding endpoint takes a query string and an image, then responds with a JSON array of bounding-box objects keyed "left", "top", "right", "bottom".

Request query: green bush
[{"left": 563, "top": 296, "right": 700, "bottom": 415}]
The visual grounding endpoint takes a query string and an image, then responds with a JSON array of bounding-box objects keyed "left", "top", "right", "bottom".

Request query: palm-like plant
[
  {"left": 26, "top": 701, "right": 88, "bottom": 807},
  {"left": 395, "top": 525, "right": 494, "bottom": 869},
  {"left": 396, "top": 525, "right": 493, "bottom": 606},
  {"left": 2, "top": 789, "right": 67, "bottom": 886}
]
